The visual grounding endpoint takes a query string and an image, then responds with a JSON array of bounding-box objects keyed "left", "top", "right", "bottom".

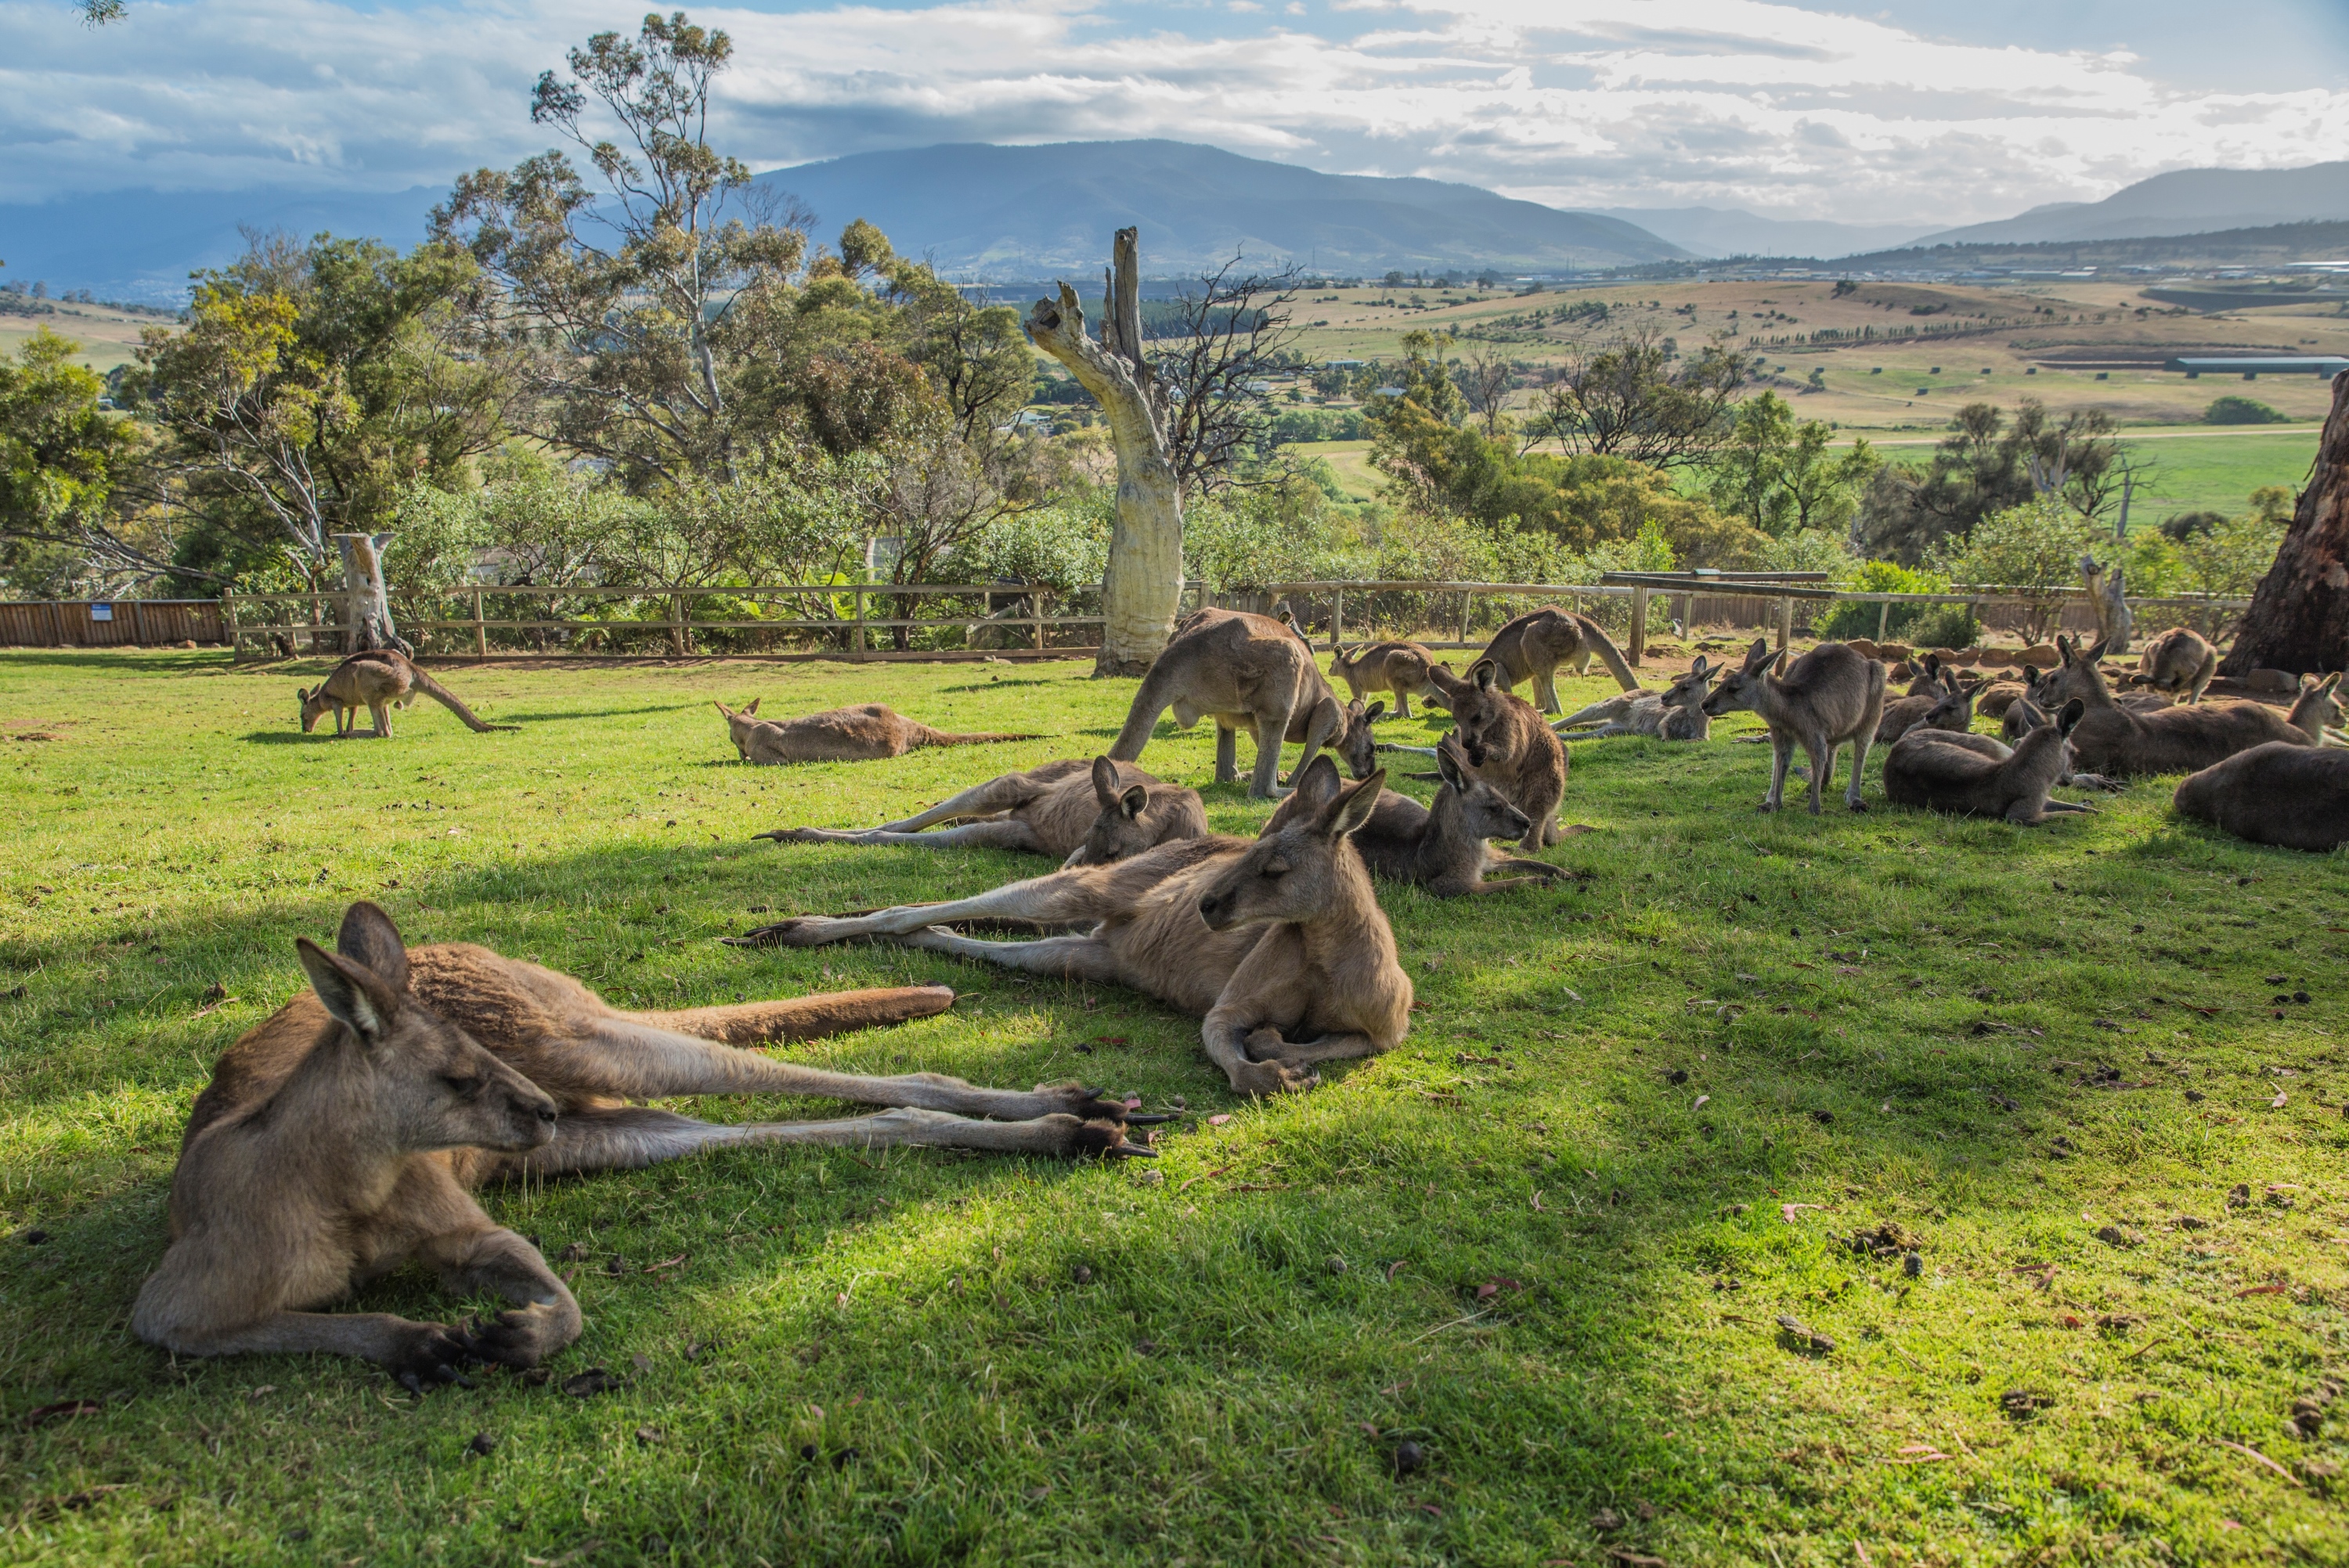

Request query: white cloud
[{"left": 2, "top": 0, "right": 2345, "bottom": 223}]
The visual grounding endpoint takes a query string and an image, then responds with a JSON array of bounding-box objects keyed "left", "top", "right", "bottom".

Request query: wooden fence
[{"left": 0, "top": 599, "right": 226, "bottom": 648}]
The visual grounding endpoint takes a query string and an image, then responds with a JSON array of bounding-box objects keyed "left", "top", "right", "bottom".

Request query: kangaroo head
[
  {"left": 713, "top": 699, "right": 769, "bottom": 759},
  {"left": 1065, "top": 756, "right": 1165, "bottom": 868},
  {"left": 1436, "top": 737, "right": 1529, "bottom": 844},
  {"left": 1333, "top": 698, "right": 1385, "bottom": 779},
  {"left": 297, "top": 903, "right": 556, "bottom": 1155},
  {"left": 298, "top": 684, "right": 331, "bottom": 732},
  {"left": 1663, "top": 656, "right": 1715, "bottom": 711},
  {"left": 2289, "top": 671, "right": 2345, "bottom": 734},
  {"left": 2044, "top": 636, "right": 2112, "bottom": 707},
  {"left": 1196, "top": 770, "right": 1383, "bottom": 933},
  {"left": 1439, "top": 661, "right": 1519, "bottom": 768},
  {"left": 1701, "top": 638, "right": 1785, "bottom": 718}
]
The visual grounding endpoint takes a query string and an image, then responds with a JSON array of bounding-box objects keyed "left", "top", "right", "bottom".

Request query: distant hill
[
  {"left": 0, "top": 186, "right": 444, "bottom": 304},
  {"left": 754, "top": 141, "right": 1687, "bottom": 276},
  {"left": 1589, "top": 207, "right": 1932, "bottom": 261},
  {"left": 1914, "top": 162, "right": 2349, "bottom": 247},
  {"left": 1828, "top": 219, "right": 2349, "bottom": 275}
]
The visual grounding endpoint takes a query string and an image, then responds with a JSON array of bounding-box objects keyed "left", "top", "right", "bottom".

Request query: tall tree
[
  {"left": 0, "top": 327, "right": 151, "bottom": 592},
  {"left": 1522, "top": 326, "right": 1746, "bottom": 469},
  {"left": 1857, "top": 398, "right": 2120, "bottom": 561},
  {"left": 1703, "top": 392, "right": 1878, "bottom": 538},
  {"left": 2220, "top": 372, "right": 2349, "bottom": 677}
]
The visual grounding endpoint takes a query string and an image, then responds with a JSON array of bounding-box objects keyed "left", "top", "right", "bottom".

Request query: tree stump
[
  {"left": 334, "top": 532, "right": 414, "bottom": 657},
  {"left": 2220, "top": 370, "right": 2349, "bottom": 677}
]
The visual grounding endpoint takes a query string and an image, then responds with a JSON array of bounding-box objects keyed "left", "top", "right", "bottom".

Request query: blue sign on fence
[{"left": 90, "top": 604, "right": 114, "bottom": 622}]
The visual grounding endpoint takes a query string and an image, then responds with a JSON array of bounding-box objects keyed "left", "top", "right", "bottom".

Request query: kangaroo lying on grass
[
  {"left": 1552, "top": 656, "right": 1716, "bottom": 741},
  {"left": 1475, "top": 608, "right": 1640, "bottom": 714},
  {"left": 1384, "top": 661, "right": 1568, "bottom": 851},
  {"left": 1883, "top": 700, "right": 2098, "bottom": 824},
  {"left": 1875, "top": 667, "right": 1983, "bottom": 745},
  {"left": 2129, "top": 626, "right": 2219, "bottom": 704},
  {"left": 1330, "top": 640, "right": 1450, "bottom": 719},
  {"left": 759, "top": 756, "right": 1206, "bottom": 866},
  {"left": 299, "top": 651, "right": 515, "bottom": 737},
  {"left": 133, "top": 903, "right": 1153, "bottom": 1384},
  {"left": 716, "top": 699, "right": 1037, "bottom": 764},
  {"left": 739, "top": 772, "right": 1413, "bottom": 1098},
  {"left": 1701, "top": 638, "right": 1887, "bottom": 814},
  {"left": 2040, "top": 636, "right": 2316, "bottom": 777},
  {"left": 1270, "top": 742, "right": 1563, "bottom": 896},
  {"left": 2174, "top": 741, "right": 2349, "bottom": 852},
  {"left": 1109, "top": 607, "right": 1356, "bottom": 798}
]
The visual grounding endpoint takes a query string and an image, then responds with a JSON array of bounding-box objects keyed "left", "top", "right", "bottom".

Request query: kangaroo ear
[
  {"left": 745, "top": 697, "right": 761, "bottom": 715},
  {"left": 336, "top": 901, "right": 410, "bottom": 992},
  {"left": 1363, "top": 699, "right": 1385, "bottom": 723},
  {"left": 1435, "top": 741, "right": 1467, "bottom": 793},
  {"left": 1119, "top": 784, "right": 1149, "bottom": 820},
  {"left": 1923, "top": 652, "right": 1941, "bottom": 676},
  {"left": 2056, "top": 698, "right": 2086, "bottom": 736},
  {"left": 1769, "top": 650, "right": 1792, "bottom": 676},
  {"left": 713, "top": 699, "right": 734, "bottom": 719},
  {"left": 1471, "top": 659, "right": 1499, "bottom": 692},
  {"left": 2323, "top": 672, "right": 2344, "bottom": 696},
  {"left": 1743, "top": 636, "right": 1770, "bottom": 671},
  {"left": 2082, "top": 638, "right": 2107, "bottom": 665},
  {"left": 1290, "top": 752, "right": 1342, "bottom": 814},
  {"left": 1690, "top": 655, "right": 1709, "bottom": 678},
  {"left": 295, "top": 937, "right": 400, "bottom": 1044},
  {"left": 1091, "top": 755, "right": 1121, "bottom": 806},
  {"left": 1319, "top": 770, "right": 1385, "bottom": 838}
]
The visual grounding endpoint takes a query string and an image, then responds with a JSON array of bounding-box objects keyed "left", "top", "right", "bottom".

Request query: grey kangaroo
[
  {"left": 1553, "top": 657, "right": 1716, "bottom": 742},
  {"left": 1270, "top": 742, "right": 1564, "bottom": 896},
  {"left": 1883, "top": 700, "right": 2098, "bottom": 825},
  {"left": 760, "top": 756, "right": 1206, "bottom": 867},
  {"left": 1475, "top": 607, "right": 1640, "bottom": 715},
  {"left": 2174, "top": 741, "right": 2349, "bottom": 852},
  {"left": 1108, "top": 607, "right": 1355, "bottom": 798},
  {"left": 1700, "top": 638, "right": 1888, "bottom": 814}
]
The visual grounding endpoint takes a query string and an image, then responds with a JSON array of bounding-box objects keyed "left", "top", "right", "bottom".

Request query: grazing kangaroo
[
  {"left": 1700, "top": 638, "right": 1887, "bottom": 814},
  {"left": 2129, "top": 627, "right": 2219, "bottom": 704},
  {"left": 1108, "top": 607, "right": 1353, "bottom": 798},
  {"left": 1553, "top": 656, "right": 1716, "bottom": 741},
  {"left": 133, "top": 904, "right": 1151, "bottom": 1383},
  {"left": 740, "top": 772, "right": 1413, "bottom": 1098},
  {"left": 1330, "top": 640, "right": 1451, "bottom": 719},
  {"left": 1391, "top": 660, "right": 1568, "bottom": 851},
  {"left": 1269, "top": 744, "right": 1563, "bottom": 896},
  {"left": 2174, "top": 741, "right": 2349, "bottom": 852},
  {"left": 1876, "top": 668, "right": 1983, "bottom": 745},
  {"left": 1476, "top": 607, "right": 1640, "bottom": 714},
  {"left": 758, "top": 756, "right": 1205, "bottom": 867},
  {"left": 299, "top": 651, "right": 515, "bottom": 737},
  {"left": 715, "top": 699, "right": 1037, "bottom": 764},
  {"left": 1883, "top": 700, "right": 2098, "bottom": 824},
  {"left": 2040, "top": 637, "right": 2311, "bottom": 777}
]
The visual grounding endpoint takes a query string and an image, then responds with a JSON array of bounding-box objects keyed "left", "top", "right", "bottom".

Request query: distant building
[{"left": 2166, "top": 355, "right": 2349, "bottom": 379}]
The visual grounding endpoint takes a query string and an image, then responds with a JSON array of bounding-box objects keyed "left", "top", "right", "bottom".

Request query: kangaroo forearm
[
  {"left": 631, "top": 986, "right": 954, "bottom": 1044},
  {"left": 155, "top": 1310, "right": 441, "bottom": 1364}
]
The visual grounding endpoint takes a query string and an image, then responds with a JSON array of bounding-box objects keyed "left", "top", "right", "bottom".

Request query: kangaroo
[
  {"left": 1883, "top": 700, "right": 2098, "bottom": 824},
  {"left": 1552, "top": 657, "right": 1716, "bottom": 741},
  {"left": 2286, "top": 672, "right": 2348, "bottom": 744},
  {"left": 715, "top": 698, "right": 1037, "bottom": 764},
  {"left": 1700, "top": 638, "right": 1887, "bottom": 814},
  {"left": 1391, "top": 660, "right": 1568, "bottom": 851},
  {"left": 2129, "top": 627, "right": 2219, "bottom": 705},
  {"left": 1876, "top": 668, "right": 1983, "bottom": 745},
  {"left": 757, "top": 756, "right": 1205, "bottom": 867},
  {"left": 1107, "top": 607, "right": 1351, "bottom": 798},
  {"left": 1476, "top": 607, "right": 1640, "bottom": 714},
  {"left": 132, "top": 903, "right": 1152, "bottom": 1383},
  {"left": 298, "top": 651, "right": 516, "bottom": 737},
  {"left": 740, "top": 772, "right": 1413, "bottom": 1098},
  {"left": 2174, "top": 741, "right": 2349, "bottom": 852},
  {"left": 1330, "top": 640, "right": 1451, "bottom": 719},
  {"left": 2040, "top": 636, "right": 2312, "bottom": 777},
  {"left": 1268, "top": 744, "right": 1563, "bottom": 896}
]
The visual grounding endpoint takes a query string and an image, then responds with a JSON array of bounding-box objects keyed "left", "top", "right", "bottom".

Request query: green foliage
[
  {"left": 2202, "top": 395, "right": 2289, "bottom": 426},
  {"left": 1858, "top": 399, "right": 2120, "bottom": 561},
  {"left": 1755, "top": 528, "right": 1860, "bottom": 581},
  {"left": 945, "top": 485, "right": 1113, "bottom": 589},
  {"left": 2126, "top": 485, "right": 2290, "bottom": 604},
  {"left": 0, "top": 326, "right": 144, "bottom": 593},
  {"left": 1903, "top": 601, "right": 1982, "bottom": 651},
  {"left": 1813, "top": 558, "right": 1948, "bottom": 640},
  {"left": 1701, "top": 392, "right": 1878, "bottom": 539},
  {"left": 1929, "top": 496, "right": 2102, "bottom": 639}
]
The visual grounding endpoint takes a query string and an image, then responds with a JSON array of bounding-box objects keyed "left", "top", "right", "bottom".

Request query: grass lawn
[
  {"left": 3, "top": 648, "right": 2346, "bottom": 1566},
  {"left": 1871, "top": 427, "right": 2324, "bottom": 522}
]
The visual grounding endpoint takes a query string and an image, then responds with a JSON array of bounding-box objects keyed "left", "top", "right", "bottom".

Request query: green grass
[
  {"left": 1875, "top": 427, "right": 2322, "bottom": 521},
  {"left": 3, "top": 649, "right": 2347, "bottom": 1566}
]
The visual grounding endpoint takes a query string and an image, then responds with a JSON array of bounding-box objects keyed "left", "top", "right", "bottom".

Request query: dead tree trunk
[
  {"left": 1024, "top": 228, "right": 1182, "bottom": 677},
  {"left": 2080, "top": 553, "right": 2131, "bottom": 654},
  {"left": 2220, "top": 369, "right": 2349, "bottom": 677},
  {"left": 334, "top": 532, "right": 414, "bottom": 656}
]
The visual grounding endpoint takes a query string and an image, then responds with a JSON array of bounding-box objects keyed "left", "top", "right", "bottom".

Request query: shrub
[
  {"left": 2203, "top": 395, "right": 2289, "bottom": 426},
  {"left": 1905, "top": 601, "right": 1981, "bottom": 651},
  {"left": 1813, "top": 558, "right": 1948, "bottom": 640},
  {"left": 1929, "top": 498, "right": 2102, "bottom": 641}
]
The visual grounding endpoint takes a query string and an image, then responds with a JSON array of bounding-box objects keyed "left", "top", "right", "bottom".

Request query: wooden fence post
[
  {"left": 1875, "top": 599, "right": 1889, "bottom": 642},
  {"left": 1776, "top": 595, "right": 1794, "bottom": 653},
  {"left": 221, "top": 591, "right": 241, "bottom": 658},
  {"left": 471, "top": 588, "right": 488, "bottom": 657},
  {"left": 129, "top": 600, "right": 148, "bottom": 645},
  {"left": 1456, "top": 589, "right": 1473, "bottom": 647},
  {"left": 1033, "top": 589, "right": 1047, "bottom": 652},
  {"left": 851, "top": 589, "right": 867, "bottom": 661},
  {"left": 1331, "top": 587, "right": 1345, "bottom": 651},
  {"left": 1629, "top": 586, "right": 1649, "bottom": 665},
  {"left": 669, "top": 592, "right": 687, "bottom": 657}
]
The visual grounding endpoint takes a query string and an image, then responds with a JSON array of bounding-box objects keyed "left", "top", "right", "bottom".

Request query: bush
[
  {"left": 1904, "top": 601, "right": 1980, "bottom": 651},
  {"left": 2203, "top": 395, "right": 2289, "bottom": 425},
  {"left": 1813, "top": 558, "right": 1948, "bottom": 640}
]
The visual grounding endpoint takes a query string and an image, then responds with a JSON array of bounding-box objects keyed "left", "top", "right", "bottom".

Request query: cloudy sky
[{"left": 6, "top": 0, "right": 2348, "bottom": 222}]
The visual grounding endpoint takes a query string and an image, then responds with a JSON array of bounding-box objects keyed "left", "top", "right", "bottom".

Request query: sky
[{"left": 5, "top": 0, "right": 2348, "bottom": 223}]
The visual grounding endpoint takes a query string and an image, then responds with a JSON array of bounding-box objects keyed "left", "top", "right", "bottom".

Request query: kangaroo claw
[
  {"left": 1122, "top": 1112, "right": 1182, "bottom": 1126},
  {"left": 1105, "top": 1141, "right": 1158, "bottom": 1159}
]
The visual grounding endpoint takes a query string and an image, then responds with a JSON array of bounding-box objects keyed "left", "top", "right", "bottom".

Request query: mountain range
[{"left": 7, "top": 143, "right": 2349, "bottom": 303}]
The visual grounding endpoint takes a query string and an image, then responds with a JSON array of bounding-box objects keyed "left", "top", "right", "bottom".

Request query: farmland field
[{"left": 2, "top": 649, "right": 2344, "bottom": 1565}]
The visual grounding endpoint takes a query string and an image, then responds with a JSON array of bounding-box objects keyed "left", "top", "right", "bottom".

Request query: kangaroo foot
[
  {"left": 464, "top": 1299, "right": 578, "bottom": 1370},
  {"left": 1033, "top": 1082, "right": 1154, "bottom": 1123},
  {"left": 1846, "top": 798, "right": 1868, "bottom": 813},
  {"left": 1226, "top": 1058, "right": 1317, "bottom": 1096},
  {"left": 388, "top": 1321, "right": 478, "bottom": 1394},
  {"left": 1061, "top": 1117, "right": 1158, "bottom": 1158},
  {"left": 727, "top": 917, "right": 855, "bottom": 948}
]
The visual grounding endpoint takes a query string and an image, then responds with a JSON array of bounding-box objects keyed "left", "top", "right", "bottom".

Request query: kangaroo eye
[
  {"left": 1262, "top": 856, "right": 1291, "bottom": 878},
  {"left": 442, "top": 1074, "right": 485, "bottom": 1098}
]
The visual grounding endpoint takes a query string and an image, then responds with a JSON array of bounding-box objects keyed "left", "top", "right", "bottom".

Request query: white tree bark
[
  {"left": 1024, "top": 228, "right": 1183, "bottom": 677},
  {"left": 335, "top": 532, "right": 414, "bottom": 656}
]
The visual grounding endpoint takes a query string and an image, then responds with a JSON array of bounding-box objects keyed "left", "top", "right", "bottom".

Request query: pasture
[{"left": 2, "top": 649, "right": 2345, "bottom": 1566}]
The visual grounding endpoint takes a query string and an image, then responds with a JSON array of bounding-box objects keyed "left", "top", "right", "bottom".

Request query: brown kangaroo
[
  {"left": 1875, "top": 668, "right": 1983, "bottom": 745},
  {"left": 1883, "top": 700, "right": 2098, "bottom": 825},
  {"left": 716, "top": 698, "right": 1038, "bottom": 763},
  {"left": 740, "top": 772, "right": 1413, "bottom": 1098},
  {"left": 299, "top": 651, "right": 516, "bottom": 737},
  {"left": 1269, "top": 743, "right": 1562, "bottom": 896},
  {"left": 1476, "top": 607, "right": 1640, "bottom": 714},
  {"left": 2041, "top": 636, "right": 2311, "bottom": 777},
  {"left": 2129, "top": 627, "right": 2219, "bottom": 704},
  {"left": 1107, "top": 607, "right": 1353, "bottom": 798},
  {"left": 758, "top": 756, "right": 1205, "bottom": 867},
  {"left": 132, "top": 904, "right": 1151, "bottom": 1383},
  {"left": 1553, "top": 655, "right": 1716, "bottom": 741},
  {"left": 1700, "top": 638, "right": 1887, "bottom": 814},
  {"left": 1395, "top": 660, "right": 1568, "bottom": 851},
  {"left": 2174, "top": 741, "right": 2349, "bottom": 852},
  {"left": 2286, "top": 672, "right": 2347, "bottom": 744},
  {"left": 1330, "top": 640, "right": 1451, "bottom": 719}
]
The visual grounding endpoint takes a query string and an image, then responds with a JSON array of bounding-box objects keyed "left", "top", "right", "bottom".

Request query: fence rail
[{"left": 0, "top": 579, "right": 2258, "bottom": 663}]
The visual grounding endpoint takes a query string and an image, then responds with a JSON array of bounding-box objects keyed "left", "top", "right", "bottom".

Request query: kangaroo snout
[{"left": 1197, "top": 891, "right": 1234, "bottom": 930}]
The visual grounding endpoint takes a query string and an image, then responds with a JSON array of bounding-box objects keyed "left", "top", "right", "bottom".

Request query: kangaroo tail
[
  {"left": 631, "top": 984, "right": 955, "bottom": 1044},
  {"left": 917, "top": 729, "right": 1045, "bottom": 748},
  {"left": 1106, "top": 663, "right": 1182, "bottom": 761},
  {"left": 1574, "top": 614, "right": 1641, "bottom": 692},
  {"left": 406, "top": 665, "right": 518, "bottom": 733}
]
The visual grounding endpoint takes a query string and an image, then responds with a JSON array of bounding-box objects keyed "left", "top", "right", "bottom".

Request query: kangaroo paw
[
  {"left": 388, "top": 1322, "right": 477, "bottom": 1393},
  {"left": 464, "top": 1299, "right": 575, "bottom": 1370},
  {"left": 1066, "top": 1117, "right": 1157, "bottom": 1159},
  {"left": 1032, "top": 1082, "right": 1135, "bottom": 1122}
]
